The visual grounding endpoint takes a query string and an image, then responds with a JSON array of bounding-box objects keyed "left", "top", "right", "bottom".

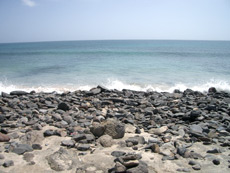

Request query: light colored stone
[{"left": 149, "top": 126, "right": 168, "bottom": 135}]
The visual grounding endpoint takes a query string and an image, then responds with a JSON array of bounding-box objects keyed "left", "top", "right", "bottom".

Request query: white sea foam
[{"left": 0, "top": 79, "right": 230, "bottom": 94}]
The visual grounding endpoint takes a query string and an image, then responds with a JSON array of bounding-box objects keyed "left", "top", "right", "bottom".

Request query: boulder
[
  {"left": 90, "top": 122, "right": 105, "bottom": 137},
  {"left": 46, "top": 147, "right": 77, "bottom": 171},
  {"left": 103, "top": 119, "right": 125, "bottom": 139},
  {"left": 99, "top": 135, "right": 113, "bottom": 147}
]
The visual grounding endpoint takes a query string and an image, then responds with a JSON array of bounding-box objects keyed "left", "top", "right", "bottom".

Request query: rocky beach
[{"left": 0, "top": 86, "right": 230, "bottom": 173}]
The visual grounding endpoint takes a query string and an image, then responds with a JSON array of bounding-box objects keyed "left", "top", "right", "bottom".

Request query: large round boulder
[{"left": 103, "top": 119, "right": 125, "bottom": 139}]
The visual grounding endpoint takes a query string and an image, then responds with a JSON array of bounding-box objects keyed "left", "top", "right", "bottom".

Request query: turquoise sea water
[{"left": 0, "top": 40, "right": 230, "bottom": 93}]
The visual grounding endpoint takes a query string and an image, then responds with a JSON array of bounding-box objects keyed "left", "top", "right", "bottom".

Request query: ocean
[{"left": 0, "top": 40, "right": 230, "bottom": 93}]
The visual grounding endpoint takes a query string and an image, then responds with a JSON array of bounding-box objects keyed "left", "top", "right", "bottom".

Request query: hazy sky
[{"left": 0, "top": 0, "right": 230, "bottom": 43}]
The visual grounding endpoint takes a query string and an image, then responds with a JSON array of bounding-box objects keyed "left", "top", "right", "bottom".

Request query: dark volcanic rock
[
  {"left": 208, "top": 87, "right": 217, "bottom": 93},
  {"left": 3, "top": 160, "right": 14, "bottom": 167},
  {"left": 43, "top": 130, "right": 54, "bottom": 137},
  {"left": 10, "top": 90, "right": 29, "bottom": 96},
  {"left": 189, "top": 110, "right": 201, "bottom": 121},
  {"left": 0, "top": 115, "right": 5, "bottom": 123},
  {"left": 212, "top": 158, "right": 220, "bottom": 165},
  {"left": 32, "top": 144, "right": 42, "bottom": 150},
  {"left": 207, "top": 148, "right": 222, "bottom": 154},
  {"left": 72, "top": 134, "right": 86, "bottom": 142},
  {"left": 76, "top": 144, "right": 91, "bottom": 151},
  {"left": 12, "top": 143, "right": 33, "bottom": 155},
  {"left": 58, "top": 102, "right": 70, "bottom": 111}
]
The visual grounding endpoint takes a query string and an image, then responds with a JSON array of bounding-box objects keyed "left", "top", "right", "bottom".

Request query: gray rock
[
  {"left": 44, "top": 130, "right": 54, "bottom": 137},
  {"left": 207, "top": 148, "right": 222, "bottom": 154},
  {"left": 123, "top": 160, "right": 139, "bottom": 168},
  {"left": 12, "top": 143, "right": 33, "bottom": 155},
  {"left": 148, "top": 137, "right": 160, "bottom": 144},
  {"left": 188, "top": 160, "right": 199, "bottom": 166},
  {"left": 61, "top": 140, "right": 76, "bottom": 148},
  {"left": 20, "top": 131, "right": 44, "bottom": 145},
  {"left": 99, "top": 135, "right": 113, "bottom": 147},
  {"left": 189, "top": 110, "right": 201, "bottom": 121},
  {"left": 189, "top": 124, "right": 203, "bottom": 134},
  {"left": 32, "top": 144, "right": 42, "bottom": 150},
  {"left": 111, "top": 151, "right": 126, "bottom": 157},
  {"left": 32, "top": 124, "right": 43, "bottom": 130},
  {"left": 121, "top": 153, "right": 142, "bottom": 161},
  {"left": 126, "top": 137, "right": 139, "bottom": 146},
  {"left": 52, "top": 113, "right": 62, "bottom": 121},
  {"left": 149, "top": 126, "right": 168, "bottom": 135},
  {"left": 63, "top": 115, "right": 73, "bottom": 124},
  {"left": 177, "top": 168, "right": 191, "bottom": 172},
  {"left": 72, "top": 134, "right": 86, "bottom": 142},
  {"left": 90, "top": 122, "right": 105, "bottom": 137},
  {"left": 84, "top": 134, "right": 95, "bottom": 143},
  {"left": 0, "top": 115, "right": 5, "bottom": 123},
  {"left": 9, "top": 132, "right": 19, "bottom": 139},
  {"left": 97, "top": 85, "right": 110, "bottom": 92},
  {"left": 177, "top": 147, "right": 187, "bottom": 157},
  {"left": 10, "top": 90, "right": 28, "bottom": 96},
  {"left": 76, "top": 144, "right": 90, "bottom": 151},
  {"left": 114, "top": 161, "right": 126, "bottom": 172},
  {"left": 192, "top": 164, "right": 201, "bottom": 170},
  {"left": 126, "top": 161, "right": 148, "bottom": 173},
  {"left": 46, "top": 147, "right": 77, "bottom": 171},
  {"left": 90, "top": 88, "right": 101, "bottom": 95},
  {"left": 3, "top": 160, "right": 14, "bottom": 167},
  {"left": 103, "top": 119, "right": 125, "bottom": 139},
  {"left": 208, "top": 87, "right": 217, "bottom": 93}
]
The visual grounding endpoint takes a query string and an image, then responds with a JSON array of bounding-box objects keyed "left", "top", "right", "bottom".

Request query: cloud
[{"left": 22, "top": 0, "right": 36, "bottom": 7}]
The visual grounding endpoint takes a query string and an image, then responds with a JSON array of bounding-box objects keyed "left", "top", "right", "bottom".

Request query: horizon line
[{"left": 0, "top": 38, "right": 230, "bottom": 44}]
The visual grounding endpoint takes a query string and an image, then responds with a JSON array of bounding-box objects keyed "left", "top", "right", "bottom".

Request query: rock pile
[{"left": 0, "top": 86, "right": 230, "bottom": 172}]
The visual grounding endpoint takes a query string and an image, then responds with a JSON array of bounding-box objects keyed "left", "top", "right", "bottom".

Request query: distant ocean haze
[{"left": 0, "top": 40, "right": 230, "bottom": 93}]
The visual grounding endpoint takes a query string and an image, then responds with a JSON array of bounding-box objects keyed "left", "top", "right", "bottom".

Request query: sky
[{"left": 0, "top": 0, "right": 230, "bottom": 43}]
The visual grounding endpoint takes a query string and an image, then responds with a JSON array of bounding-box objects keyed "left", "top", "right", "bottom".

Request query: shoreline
[
  {"left": 0, "top": 86, "right": 230, "bottom": 172},
  {"left": 1, "top": 84, "right": 230, "bottom": 95}
]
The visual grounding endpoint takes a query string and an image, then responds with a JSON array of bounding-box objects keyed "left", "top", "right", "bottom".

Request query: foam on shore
[{"left": 1, "top": 78, "right": 230, "bottom": 94}]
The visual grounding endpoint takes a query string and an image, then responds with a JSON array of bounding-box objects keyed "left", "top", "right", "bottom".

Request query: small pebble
[
  {"left": 192, "top": 164, "right": 201, "bottom": 171},
  {"left": 213, "top": 159, "right": 220, "bottom": 165},
  {"left": 3, "top": 160, "right": 14, "bottom": 167}
]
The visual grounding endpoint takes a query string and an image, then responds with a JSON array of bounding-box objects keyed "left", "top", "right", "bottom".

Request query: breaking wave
[{"left": 0, "top": 79, "right": 230, "bottom": 94}]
